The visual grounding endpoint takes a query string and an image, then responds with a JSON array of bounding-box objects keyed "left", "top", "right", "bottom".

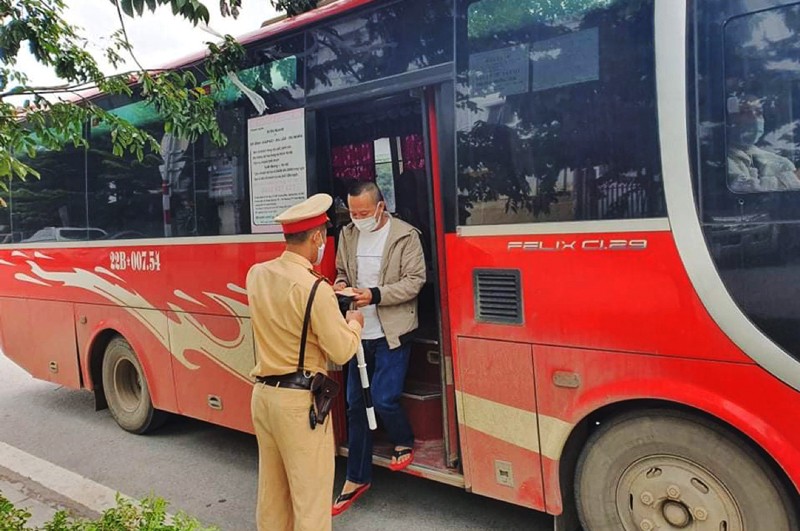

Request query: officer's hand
[
  {"left": 346, "top": 310, "right": 365, "bottom": 328},
  {"left": 333, "top": 282, "right": 348, "bottom": 292},
  {"left": 353, "top": 288, "right": 373, "bottom": 308}
]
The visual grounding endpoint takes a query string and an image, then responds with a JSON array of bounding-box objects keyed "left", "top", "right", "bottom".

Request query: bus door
[
  {"left": 422, "top": 83, "right": 547, "bottom": 509},
  {"left": 313, "top": 86, "right": 461, "bottom": 478}
]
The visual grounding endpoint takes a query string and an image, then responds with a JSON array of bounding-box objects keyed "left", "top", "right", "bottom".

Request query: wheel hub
[
  {"left": 113, "top": 358, "right": 143, "bottom": 413},
  {"left": 662, "top": 501, "right": 691, "bottom": 528},
  {"left": 617, "top": 455, "right": 744, "bottom": 531}
]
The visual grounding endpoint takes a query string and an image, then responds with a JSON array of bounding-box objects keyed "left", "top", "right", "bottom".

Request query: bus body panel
[
  {"left": 0, "top": 297, "right": 81, "bottom": 389},
  {"left": 0, "top": 300, "right": 5, "bottom": 356},
  {"left": 166, "top": 317, "right": 255, "bottom": 433},
  {"left": 0, "top": 238, "right": 341, "bottom": 432},
  {"left": 535, "top": 346, "right": 800, "bottom": 514},
  {"left": 443, "top": 228, "right": 800, "bottom": 511},
  {"left": 75, "top": 302, "right": 180, "bottom": 414},
  {"left": 455, "top": 337, "right": 543, "bottom": 510},
  {"left": 443, "top": 230, "right": 751, "bottom": 363},
  {"left": 0, "top": 239, "right": 280, "bottom": 429}
]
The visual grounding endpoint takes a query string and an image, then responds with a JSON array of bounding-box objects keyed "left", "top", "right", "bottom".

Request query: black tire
[
  {"left": 575, "top": 409, "right": 798, "bottom": 531},
  {"left": 101, "top": 336, "right": 167, "bottom": 434}
]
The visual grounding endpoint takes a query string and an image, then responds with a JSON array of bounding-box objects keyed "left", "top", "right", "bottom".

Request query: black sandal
[{"left": 332, "top": 483, "right": 370, "bottom": 516}]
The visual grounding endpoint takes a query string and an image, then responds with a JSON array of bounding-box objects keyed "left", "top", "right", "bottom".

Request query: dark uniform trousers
[{"left": 251, "top": 383, "right": 334, "bottom": 531}]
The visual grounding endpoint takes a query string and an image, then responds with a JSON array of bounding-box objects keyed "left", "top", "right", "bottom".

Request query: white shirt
[{"left": 356, "top": 219, "right": 391, "bottom": 340}]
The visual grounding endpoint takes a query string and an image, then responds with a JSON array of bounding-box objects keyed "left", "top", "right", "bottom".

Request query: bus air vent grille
[{"left": 473, "top": 269, "right": 522, "bottom": 325}]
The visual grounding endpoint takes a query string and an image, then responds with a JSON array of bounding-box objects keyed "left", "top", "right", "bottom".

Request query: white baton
[{"left": 356, "top": 343, "right": 377, "bottom": 431}]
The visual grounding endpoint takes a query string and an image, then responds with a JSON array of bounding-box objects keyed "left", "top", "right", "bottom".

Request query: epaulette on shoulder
[{"left": 308, "top": 269, "right": 331, "bottom": 284}]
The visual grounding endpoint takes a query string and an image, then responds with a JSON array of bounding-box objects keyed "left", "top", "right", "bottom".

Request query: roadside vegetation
[{"left": 0, "top": 493, "right": 217, "bottom": 531}]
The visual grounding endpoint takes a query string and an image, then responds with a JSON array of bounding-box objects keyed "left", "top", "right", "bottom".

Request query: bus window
[
  {"left": 191, "top": 35, "right": 307, "bottom": 237},
  {"left": 456, "top": 0, "right": 664, "bottom": 226},
  {"left": 87, "top": 100, "right": 191, "bottom": 239},
  {"left": 716, "top": 5, "right": 800, "bottom": 219},
  {"left": 12, "top": 142, "right": 88, "bottom": 242},
  {"left": 306, "top": 0, "right": 453, "bottom": 96},
  {"left": 192, "top": 103, "right": 251, "bottom": 237},
  {"left": 695, "top": 1, "right": 800, "bottom": 362},
  {"left": 84, "top": 36, "right": 311, "bottom": 242},
  {"left": 86, "top": 95, "right": 253, "bottom": 240},
  {"left": 0, "top": 180, "right": 9, "bottom": 243},
  {"left": 215, "top": 35, "right": 305, "bottom": 114},
  {"left": 213, "top": 57, "right": 300, "bottom": 107},
  {"left": 373, "top": 137, "right": 397, "bottom": 213}
]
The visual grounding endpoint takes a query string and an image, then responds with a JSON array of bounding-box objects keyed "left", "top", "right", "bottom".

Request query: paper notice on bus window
[
  {"left": 248, "top": 108, "right": 307, "bottom": 233},
  {"left": 469, "top": 45, "right": 529, "bottom": 98},
  {"left": 531, "top": 28, "right": 599, "bottom": 92}
]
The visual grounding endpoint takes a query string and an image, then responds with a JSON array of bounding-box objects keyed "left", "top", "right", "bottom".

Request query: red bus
[{"left": 2, "top": 0, "right": 800, "bottom": 528}]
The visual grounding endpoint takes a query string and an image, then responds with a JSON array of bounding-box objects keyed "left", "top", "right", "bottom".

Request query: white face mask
[
  {"left": 313, "top": 234, "right": 325, "bottom": 266},
  {"left": 352, "top": 216, "right": 378, "bottom": 233},
  {"left": 736, "top": 116, "right": 765, "bottom": 146},
  {"left": 351, "top": 203, "right": 383, "bottom": 233}
]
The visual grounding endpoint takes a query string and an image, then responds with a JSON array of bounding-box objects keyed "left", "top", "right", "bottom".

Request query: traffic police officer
[{"left": 247, "top": 193, "right": 364, "bottom": 531}]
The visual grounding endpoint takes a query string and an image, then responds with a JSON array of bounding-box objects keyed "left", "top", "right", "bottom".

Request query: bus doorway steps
[{"left": 337, "top": 439, "right": 463, "bottom": 488}]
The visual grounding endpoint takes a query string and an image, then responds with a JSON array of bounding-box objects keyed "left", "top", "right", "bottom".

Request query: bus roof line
[{"left": 59, "top": 0, "right": 374, "bottom": 106}]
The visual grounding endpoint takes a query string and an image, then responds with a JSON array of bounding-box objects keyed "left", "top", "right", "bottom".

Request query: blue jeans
[{"left": 345, "top": 338, "right": 414, "bottom": 485}]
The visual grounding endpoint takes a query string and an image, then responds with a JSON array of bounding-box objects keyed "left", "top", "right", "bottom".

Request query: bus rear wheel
[
  {"left": 101, "top": 336, "right": 166, "bottom": 434},
  {"left": 575, "top": 410, "right": 797, "bottom": 531}
]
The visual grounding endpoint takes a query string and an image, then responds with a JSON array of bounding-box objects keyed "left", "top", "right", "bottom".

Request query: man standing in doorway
[
  {"left": 332, "top": 181, "right": 426, "bottom": 515},
  {"left": 248, "top": 193, "right": 364, "bottom": 531}
]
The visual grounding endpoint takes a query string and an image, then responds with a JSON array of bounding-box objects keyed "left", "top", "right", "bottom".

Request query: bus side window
[
  {"left": 455, "top": 0, "right": 664, "bottom": 227},
  {"left": 712, "top": 5, "right": 800, "bottom": 222},
  {"left": 83, "top": 65, "right": 301, "bottom": 240},
  {"left": 0, "top": 169, "right": 11, "bottom": 243},
  {"left": 12, "top": 142, "right": 88, "bottom": 243},
  {"left": 87, "top": 100, "right": 197, "bottom": 240}
]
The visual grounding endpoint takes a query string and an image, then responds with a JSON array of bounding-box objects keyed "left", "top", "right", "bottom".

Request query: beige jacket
[{"left": 335, "top": 216, "right": 426, "bottom": 349}]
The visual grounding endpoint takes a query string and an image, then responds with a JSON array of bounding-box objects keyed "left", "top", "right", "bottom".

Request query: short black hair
[
  {"left": 284, "top": 223, "right": 325, "bottom": 244},
  {"left": 348, "top": 181, "right": 383, "bottom": 204}
]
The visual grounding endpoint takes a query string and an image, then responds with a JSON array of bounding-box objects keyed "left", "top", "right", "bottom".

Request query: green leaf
[
  {"left": 133, "top": 0, "right": 145, "bottom": 16},
  {"left": 120, "top": 0, "right": 134, "bottom": 17}
]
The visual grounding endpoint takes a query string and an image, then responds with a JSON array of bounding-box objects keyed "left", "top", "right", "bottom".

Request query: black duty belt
[{"left": 257, "top": 372, "right": 312, "bottom": 390}]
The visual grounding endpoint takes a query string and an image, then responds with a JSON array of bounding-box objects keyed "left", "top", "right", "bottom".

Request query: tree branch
[
  {"left": 0, "top": 68, "right": 168, "bottom": 100},
  {"left": 113, "top": 0, "right": 146, "bottom": 72}
]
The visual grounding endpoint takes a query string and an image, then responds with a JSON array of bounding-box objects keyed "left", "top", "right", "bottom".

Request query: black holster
[{"left": 309, "top": 372, "right": 340, "bottom": 428}]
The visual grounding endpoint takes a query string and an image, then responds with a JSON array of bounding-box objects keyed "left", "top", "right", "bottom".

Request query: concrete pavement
[
  {"left": 0, "top": 463, "right": 98, "bottom": 528},
  {"left": 0, "top": 352, "right": 549, "bottom": 530}
]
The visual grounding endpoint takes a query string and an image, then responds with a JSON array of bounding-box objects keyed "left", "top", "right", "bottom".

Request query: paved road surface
[{"left": 0, "top": 353, "right": 550, "bottom": 530}]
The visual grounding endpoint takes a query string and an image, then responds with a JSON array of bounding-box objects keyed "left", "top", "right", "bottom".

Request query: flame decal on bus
[{"left": 1, "top": 253, "right": 253, "bottom": 379}]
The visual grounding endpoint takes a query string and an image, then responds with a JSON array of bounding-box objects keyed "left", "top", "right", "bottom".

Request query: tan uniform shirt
[{"left": 248, "top": 251, "right": 361, "bottom": 378}]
